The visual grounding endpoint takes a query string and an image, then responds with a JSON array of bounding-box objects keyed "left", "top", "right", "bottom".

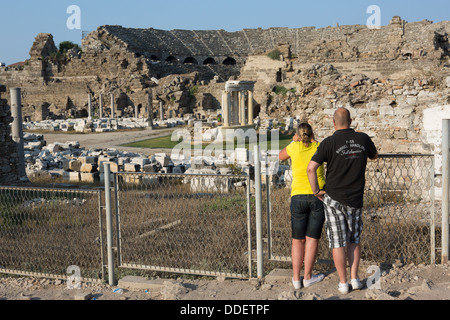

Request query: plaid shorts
[{"left": 323, "top": 194, "right": 363, "bottom": 249}]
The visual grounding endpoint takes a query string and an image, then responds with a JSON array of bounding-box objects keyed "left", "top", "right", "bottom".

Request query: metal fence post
[
  {"left": 431, "top": 156, "right": 436, "bottom": 265},
  {"left": 246, "top": 175, "right": 252, "bottom": 278},
  {"left": 104, "top": 163, "right": 115, "bottom": 285},
  {"left": 442, "top": 120, "right": 449, "bottom": 264},
  {"left": 113, "top": 172, "right": 122, "bottom": 267},
  {"left": 265, "top": 152, "right": 272, "bottom": 260},
  {"left": 254, "top": 145, "right": 264, "bottom": 278}
]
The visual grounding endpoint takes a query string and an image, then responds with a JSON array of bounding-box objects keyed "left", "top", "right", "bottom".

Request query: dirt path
[{"left": 39, "top": 127, "right": 175, "bottom": 156}]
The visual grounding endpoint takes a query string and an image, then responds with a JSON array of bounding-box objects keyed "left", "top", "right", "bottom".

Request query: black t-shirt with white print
[{"left": 311, "top": 128, "right": 377, "bottom": 208}]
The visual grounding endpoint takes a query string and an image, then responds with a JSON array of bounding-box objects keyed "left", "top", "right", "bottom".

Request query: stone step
[{"left": 117, "top": 276, "right": 168, "bottom": 291}]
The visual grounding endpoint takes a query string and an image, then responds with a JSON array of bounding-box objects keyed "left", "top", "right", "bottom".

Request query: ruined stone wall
[
  {"left": 84, "top": 19, "right": 449, "bottom": 69},
  {"left": 0, "top": 85, "right": 20, "bottom": 185},
  {"left": 243, "top": 59, "right": 450, "bottom": 159}
]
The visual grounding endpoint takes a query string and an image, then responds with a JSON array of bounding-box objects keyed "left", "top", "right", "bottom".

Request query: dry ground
[{"left": 0, "top": 262, "right": 449, "bottom": 301}]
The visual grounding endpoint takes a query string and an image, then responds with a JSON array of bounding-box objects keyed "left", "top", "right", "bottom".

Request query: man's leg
[
  {"left": 323, "top": 195, "right": 349, "bottom": 291},
  {"left": 332, "top": 246, "right": 347, "bottom": 284},
  {"left": 347, "top": 242, "right": 361, "bottom": 280},
  {"left": 347, "top": 207, "right": 363, "bottom": 281}
]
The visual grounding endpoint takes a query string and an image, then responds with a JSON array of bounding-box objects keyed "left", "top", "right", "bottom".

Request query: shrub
[
  {"left": 189, "top": 85, "right": 199, "bottom": 97},
  {"left": 273, "top": 85, "right": 296, "bottom": 95},
  {"left": 267, "top": 49, "right": 282, "bottom": 60}
]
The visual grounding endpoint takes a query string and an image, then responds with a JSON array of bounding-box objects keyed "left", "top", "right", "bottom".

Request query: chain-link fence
[
  {"left": 266, "top": 154, "right": 437, "bottom": 266},
  {"left": 0, "top": 186, "right": 104, "bottom": 282},
  {"left": 0, "top": 153, "right": 440, "bottom": 283},
  {"left": 113, "top": 172, "right": 253, "bottom": 279}
]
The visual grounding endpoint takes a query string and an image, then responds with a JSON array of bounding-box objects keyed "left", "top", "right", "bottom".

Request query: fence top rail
[
  {"left": 114, "top": 172, "right": 250, "bottom": 179},
  {"left": 0, "top": 185, "right": 101, "bottom": 195},
  {"left": 378, "top": 154, "right": 434, "bottom": 158}
]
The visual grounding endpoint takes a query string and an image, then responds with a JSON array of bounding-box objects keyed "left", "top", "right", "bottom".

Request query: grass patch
[
  {"left": 124, "top": 135, "right": 186, "bottom": 149},
  {"left": 121, "top": 133, "right": 294, "bottom": 150},
  {"left": 273, "top": 85, "right": 296, "bottom": 95}
]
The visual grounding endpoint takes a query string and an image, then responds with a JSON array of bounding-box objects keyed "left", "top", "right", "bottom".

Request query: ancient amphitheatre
[
  {"left": 0, "top": 13, "right": 449, "bottom": 303},
  {"left": 2, "top": 15, "right": 450, "bottom": 183}
]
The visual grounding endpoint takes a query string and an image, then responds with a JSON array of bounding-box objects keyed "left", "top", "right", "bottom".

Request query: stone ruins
[
  {"left": 1, "top": 16, "right": 450, "bottom": 185},
  {"left": 0, "top": 85, "right": 21, "bottom": 185}
]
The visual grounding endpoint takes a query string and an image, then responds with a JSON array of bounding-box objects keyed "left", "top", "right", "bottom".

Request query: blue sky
[{"left": 0, "top": 0, "right": 449, "bottom": 65}]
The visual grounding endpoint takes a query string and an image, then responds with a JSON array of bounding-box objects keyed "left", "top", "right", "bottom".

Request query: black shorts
[{"left": 290, "top": 194, "right": 325, "bottom": 240}]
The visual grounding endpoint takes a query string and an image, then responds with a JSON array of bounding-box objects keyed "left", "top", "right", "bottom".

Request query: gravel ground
[{"left": 1, "top": 262, "right": 449, "bottom": 301}]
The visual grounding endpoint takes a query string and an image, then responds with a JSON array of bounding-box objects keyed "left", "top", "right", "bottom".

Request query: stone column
[
  {"left": 159, "top": 101, "right": 164, "bottom": 121},
  {"left": 248, "top": 90, "right": 254, "bottom": 125},
  {"left": 99, "top": 93, "right": 103, "bottom": 118},
  {"left": 110, "top": 93, "right": 115, "bottom": 119},
  {"left": 239, "top": 90, "right": 246, "bottom": 126},
  {"left": 135, "top": 105, "right": 139, "bottom": 118},
  {"left": 147, "top": 91, "right": 153, "bottom": 128},
  {"left": 88, "top": 93, "right": 92, "bottom": 119},
  {"left": 222, "top": 90, "right": 230, "bottom": 127},
  {"left": 10, "top": 88, "right": 26, "bottom": 178}
]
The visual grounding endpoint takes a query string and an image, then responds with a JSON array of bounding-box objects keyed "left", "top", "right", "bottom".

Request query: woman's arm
[{"left": 279, "top": 148, "right": 290, "bottom": 161}]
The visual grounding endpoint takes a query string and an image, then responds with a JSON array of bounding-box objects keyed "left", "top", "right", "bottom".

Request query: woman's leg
[
  {"left": 290, "top": 195, "right": 308, "bottom": 281},
  {"left": 303, "top": 236, "right": 319, "bottom": 280},
  {"left": 292, "top": 238, "right": 305, "bottom": 281},
  {"left": 303, "top": 196, "right": 325, "bottom": 280}
]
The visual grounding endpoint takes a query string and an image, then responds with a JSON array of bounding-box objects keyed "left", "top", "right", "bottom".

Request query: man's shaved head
[{"left": 333, "top": 108, "right": 352, "bottom": 129}]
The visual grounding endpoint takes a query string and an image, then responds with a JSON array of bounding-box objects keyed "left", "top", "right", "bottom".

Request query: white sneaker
[
  {"left": 292, "top": 278, "right": 302, "bottom": 290},
  {"left": 338, "top": 282, "right": 349, "bottom": 294},
  {"left": 351, "top": 278, "right": 363, "bottom": 291},
  {"left": 303, "top": 273, "right": 325, "bottom": 288}
]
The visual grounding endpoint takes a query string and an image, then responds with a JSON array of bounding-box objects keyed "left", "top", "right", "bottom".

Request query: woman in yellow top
[{"left": 279, "top": 123, "right": 326, "bottom": 289}]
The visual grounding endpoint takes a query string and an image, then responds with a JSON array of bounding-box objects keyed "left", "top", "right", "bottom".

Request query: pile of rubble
[
  {"left": 22, "top": 117, "right": 188, "bottom": 133},
  {"left": 23, "top": 132, "right": 180, "bottom": 183},
  {"left": 23, "top": 132, "right": 286, "bottom": 187}
]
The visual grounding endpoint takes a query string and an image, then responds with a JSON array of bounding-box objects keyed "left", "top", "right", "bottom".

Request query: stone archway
[
  {"left": 203, "top": 57, "right": 216, "bottom": 65},
  {"left": 183, "top": 57, "right": 198, "bottom": 65},
  {"left": 223, "top": 57, "right": 236, "bottom": 65},
  {"left": 166, "top": 56, "right": 178, "bottom": 64},
  {"left": 150, "top": 55, "right": 161, "bottom": 63}
]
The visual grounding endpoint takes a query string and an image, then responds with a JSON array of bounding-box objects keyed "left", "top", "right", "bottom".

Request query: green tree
[{"left": 58, "top": 41, "right": 81, "bottom": 54}]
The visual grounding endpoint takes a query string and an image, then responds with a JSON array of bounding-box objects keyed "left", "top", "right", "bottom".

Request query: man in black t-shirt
[{"left": 307, "top": 107, "right": 378, "bottom": 294}]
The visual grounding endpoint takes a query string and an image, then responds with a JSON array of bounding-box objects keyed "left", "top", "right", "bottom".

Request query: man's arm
[
  {"left": 370, "top": 150, "right": 379, "bottom": 160},
  {"left": 367, "top": 135, "right": 379, "bottom": 160},
  {"left": 307, "top": 160, "right": 325, "bottom": 201}
]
